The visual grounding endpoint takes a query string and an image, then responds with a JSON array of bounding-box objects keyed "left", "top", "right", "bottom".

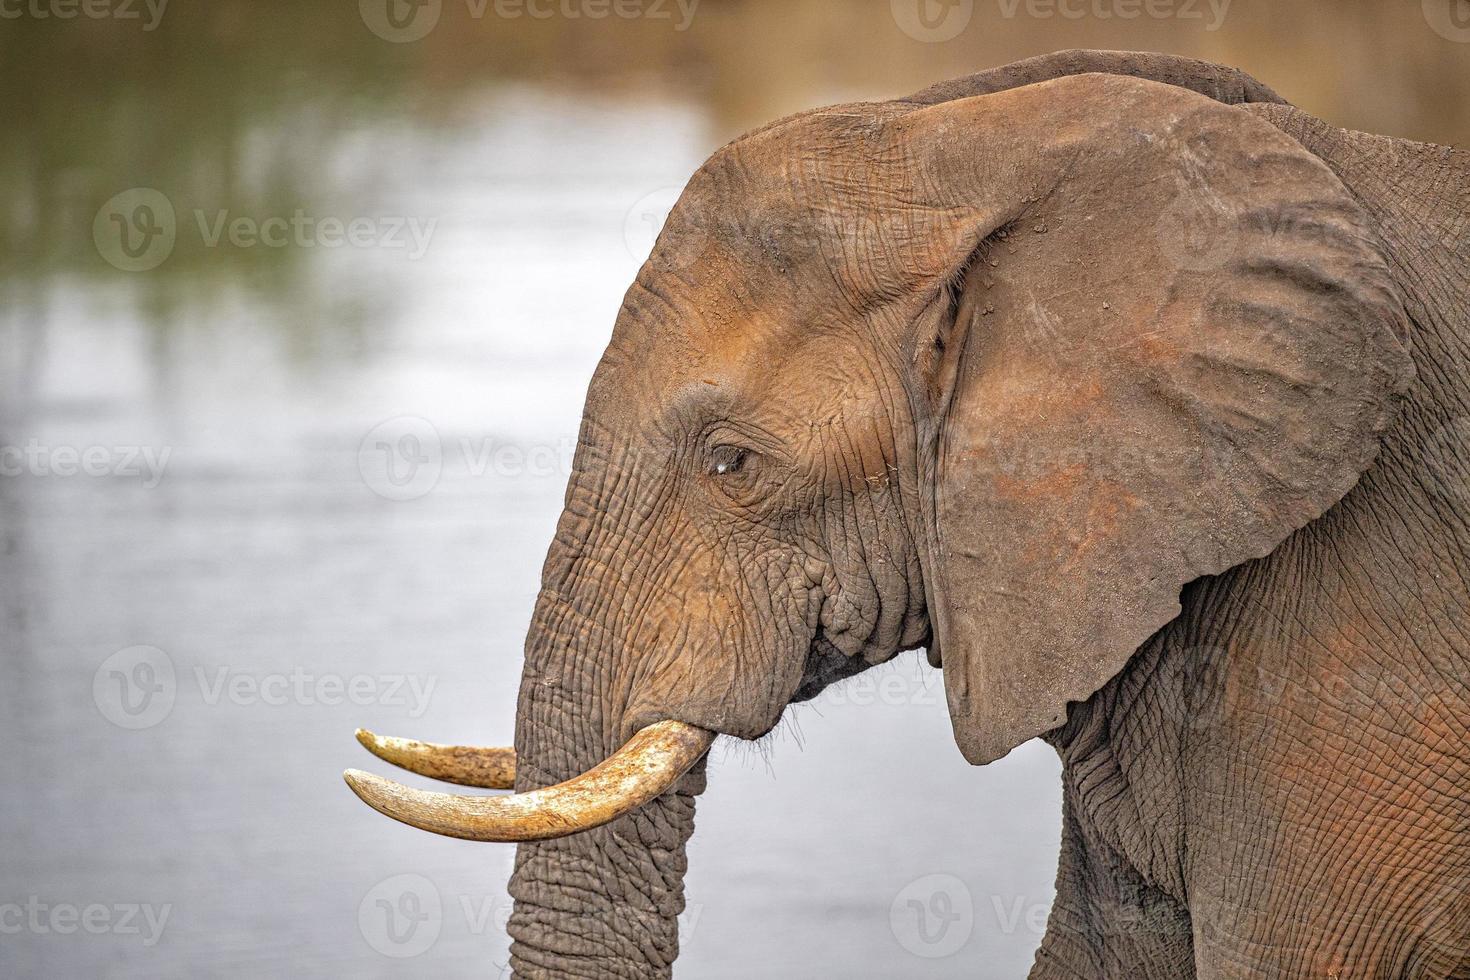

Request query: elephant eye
[{"left": 709, "top": 445, "right": 750, "bottom": 477}]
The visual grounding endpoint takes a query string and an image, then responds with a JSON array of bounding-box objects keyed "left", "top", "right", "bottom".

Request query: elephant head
[{"left": 346, "top": 55, "right": 1411, "bottom": 977}]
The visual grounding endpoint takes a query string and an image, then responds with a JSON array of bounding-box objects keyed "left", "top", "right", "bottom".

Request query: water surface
[{"left": 3, "top": 4, "right": 1465, "bottom": 976}]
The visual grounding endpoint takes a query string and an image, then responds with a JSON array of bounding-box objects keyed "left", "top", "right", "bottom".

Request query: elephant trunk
[{"left": 505, "top": 581, "right": 705, "bottom": 979}]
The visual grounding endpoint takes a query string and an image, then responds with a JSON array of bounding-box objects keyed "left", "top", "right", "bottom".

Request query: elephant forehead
[
  {"left": 599, "top": 302, "right": 817, "bottom": 411},
  {"left": 651, "top": 114, "right": 916, "bottom": 281},
  {"left": 652, "top": 185, "right": 825, "bottom": 284},
  {"left": 587, "top": 113, "right": 916, "bottom": 431},
  {"left": 590, "top": 288, "right": 886, "bottom": 456}
]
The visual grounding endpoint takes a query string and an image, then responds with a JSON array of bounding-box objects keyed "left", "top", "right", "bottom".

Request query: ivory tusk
[
  {"left": 343, "top": 720, "right": 713, "bottom": 843},
  {"left": 355, "top": 729, "right": 516, "bottom": 790}
]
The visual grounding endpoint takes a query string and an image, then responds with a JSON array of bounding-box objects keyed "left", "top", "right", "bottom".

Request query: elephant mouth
[
  {"left": 344, "top": 633, "right": 879, "bottom": 841},
  {"left": 343, "top": 719, "right": 713, "bottom": 842},
  {"left": 789, "top": 632, "right": 880, "bottom": 703}
]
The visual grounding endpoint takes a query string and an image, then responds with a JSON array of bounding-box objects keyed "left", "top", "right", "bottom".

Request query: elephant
[{"left": 344, "top": 50, "right": 1470, "bottom": 978}]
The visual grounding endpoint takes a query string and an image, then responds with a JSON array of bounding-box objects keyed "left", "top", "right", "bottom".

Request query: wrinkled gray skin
[{"left": 507, "top": 51, "right": 1470, "bottom": 978}]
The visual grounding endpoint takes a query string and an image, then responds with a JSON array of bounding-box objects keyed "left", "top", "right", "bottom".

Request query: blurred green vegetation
[{"left": 1, "top": 0, "right": 1465, "bottom": 317}]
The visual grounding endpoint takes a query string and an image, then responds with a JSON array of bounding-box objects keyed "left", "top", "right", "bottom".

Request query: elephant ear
[{"left": 893, "top": 76, "right": 1413, "bottom": 764}]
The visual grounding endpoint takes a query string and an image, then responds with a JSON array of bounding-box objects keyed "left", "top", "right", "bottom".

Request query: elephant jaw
[{"left": 343, "top": 719, "right": 713, "bottom": 842}]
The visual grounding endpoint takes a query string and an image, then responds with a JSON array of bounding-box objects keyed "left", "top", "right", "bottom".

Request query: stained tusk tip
[{"left": 350, "top": 728, "right": 518, "bottom": 790}]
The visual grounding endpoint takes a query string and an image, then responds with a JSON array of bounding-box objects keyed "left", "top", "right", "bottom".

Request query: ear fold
[{"left": 898, "top": 76, "right": 1413, "bottom": 763}]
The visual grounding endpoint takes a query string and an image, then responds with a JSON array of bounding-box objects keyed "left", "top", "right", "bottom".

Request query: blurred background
[{"left": 0, "top": 1, "right": 1465, "bottom": 977}]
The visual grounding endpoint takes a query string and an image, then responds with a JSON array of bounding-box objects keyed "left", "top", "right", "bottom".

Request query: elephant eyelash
[{"left": 709, "top": 445, "right": 751, "bottom": 476}]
